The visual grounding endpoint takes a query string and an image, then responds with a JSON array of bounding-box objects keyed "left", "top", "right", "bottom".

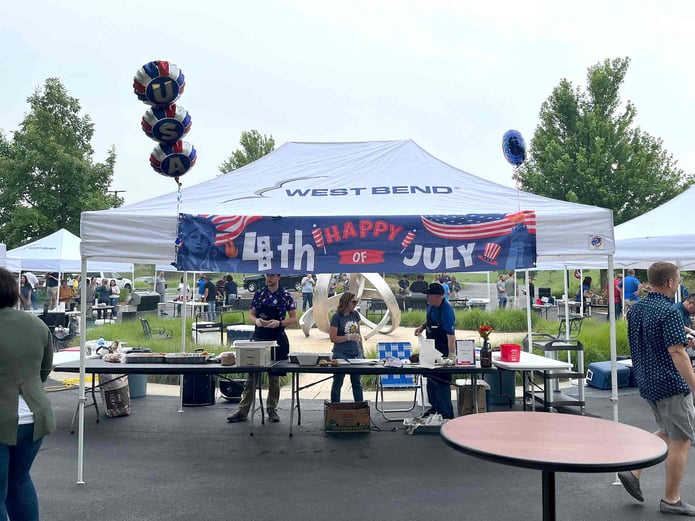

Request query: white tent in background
[
  {"left": 0, "top": 243, "right": 6, "bottom": 268},
  {"left": 7, "top": 229, "right": 133, "bottom": 273}
]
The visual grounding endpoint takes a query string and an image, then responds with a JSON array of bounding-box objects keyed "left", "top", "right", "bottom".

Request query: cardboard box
[
  {"left": 324, "top": 401, "right": 370, "bottom": 433},
  {"left": 456, "top": 381, "right": 490, "bottom": 416}
]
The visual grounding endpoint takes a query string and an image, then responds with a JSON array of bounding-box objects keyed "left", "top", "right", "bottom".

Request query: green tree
[
  {"left": 0, "top": 78, "right": 121, "bottom": 248},
  {"left": 218, "top": 129, "right": 275, "bottom": 173},
  {"left": 519, "top": 57, "right": 693, "bottom": 225}
]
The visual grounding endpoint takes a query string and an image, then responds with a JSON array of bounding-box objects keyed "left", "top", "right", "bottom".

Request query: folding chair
[
  {"left": 374, "top": 342, "right": 425, "bottom": 421},
  {"left": 557, "top": 316, "right": 584, "bottom": 339},
  {"left": 140, "top": 318, "right": 173, "bottom": 339}
]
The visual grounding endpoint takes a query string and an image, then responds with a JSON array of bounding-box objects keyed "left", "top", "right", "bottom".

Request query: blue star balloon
[
  {"left": 150, "top": 141, "right": 197, "bottom": 178},
  {"left": 141, "top": 104, "right": 192, "bottom": 143},
  {"left": 133, "top": 61, "right": 186, "bottom": 107},
  {"left": 502, "top": 130, "right": 526, "bottom": 166}
]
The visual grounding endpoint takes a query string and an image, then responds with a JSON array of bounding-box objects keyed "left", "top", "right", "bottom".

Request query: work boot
[{"left": 226, "top": 412, "right": 247, "bottom": 423}]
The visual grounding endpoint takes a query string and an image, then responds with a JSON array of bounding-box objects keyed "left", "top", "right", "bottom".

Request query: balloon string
[
  {"left": 513, "top": 165, "right": 522, "bottom": 212},
  {"left": 175, "top": 177, "right": 183, "bottom": 261}
]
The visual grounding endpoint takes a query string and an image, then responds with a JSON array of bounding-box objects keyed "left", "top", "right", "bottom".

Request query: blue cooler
[{"left": 586, "top": 361, "right": 630, "bottom": 389}]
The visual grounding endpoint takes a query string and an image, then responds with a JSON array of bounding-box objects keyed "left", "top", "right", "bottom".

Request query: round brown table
[{"left": 441, "top": 411, "right": 667, "bottom": 521}]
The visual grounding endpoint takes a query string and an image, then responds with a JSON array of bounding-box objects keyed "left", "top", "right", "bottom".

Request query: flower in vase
[{"left": 478, "top": 324, "right": 493, "bottom": 343}]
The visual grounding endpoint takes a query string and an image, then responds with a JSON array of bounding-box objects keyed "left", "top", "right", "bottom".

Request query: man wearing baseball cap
[{"left": 414, "top": 282, "right": 456, "bottom": 419}]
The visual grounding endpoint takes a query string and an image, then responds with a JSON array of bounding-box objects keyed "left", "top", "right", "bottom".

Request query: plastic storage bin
[{"left": 586, "top": 361, "right": 630, "bottom": 389}]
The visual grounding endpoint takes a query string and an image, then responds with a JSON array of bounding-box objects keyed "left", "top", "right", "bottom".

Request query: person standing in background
[
  {"left": 0, "top": 266, "right": 55, "bottom": 520},
  {"left": 108, "top": 280, "right": 120, "bottom": 318},
  {"left": 224, "top": 275, "right": 238, "bottom": 305},
  {"left": 23, "top": 273, "right": 39, "bottom": 310},
  {"left": 505, "top": 271, "right": 517, "bottom": 309},
  {"left": 619, "top": 269, "right": 642, "bottom": 313},
  {"left": 301, "top": 274, "right": 315, "bottom": 311},
  {"left": 607, "top": 273, "right": 624, "bottom": 320},
  {"left": 45, "top": 272, "right": 59, "bottom": 310},
  {"left": 156, "top": 271, "right": 167, "bottom": 316},
  {"left": 19, "top": 275, "right": 33, "bottom": 311},
  {"left": 496, "top": 274, "right": 507, "bottom": 309},
  {"left": 203, "top": 275, "right": 217, "bottom": 321},
  {"left": 618, "top": 262, "right": 695, "bottom": 515}
]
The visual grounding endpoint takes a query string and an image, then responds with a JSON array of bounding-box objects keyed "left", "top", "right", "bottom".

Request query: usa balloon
[
  {"left": 141, "top": 104, "right": 192, "bottom": 142},
  {"left": 133, "top": 61, "right": 186, "bottom": 107},
  {"left": 150, "top": 141, "right": 197, "bottom": 178},
  {"left": 502, "top": 130, "right": 526, "bottom": 166}
]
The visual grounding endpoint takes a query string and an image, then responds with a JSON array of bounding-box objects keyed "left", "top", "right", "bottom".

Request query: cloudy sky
[{"left": 2, "top": 0, "right": 694, "bottom": 205}]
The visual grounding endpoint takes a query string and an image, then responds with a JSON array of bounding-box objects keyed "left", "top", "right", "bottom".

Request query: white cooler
[{"left": 192, "top": 322, "right": 223, "bottom": 345}]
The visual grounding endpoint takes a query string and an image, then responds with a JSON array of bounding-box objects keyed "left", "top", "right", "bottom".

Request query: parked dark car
[{"left": 243, "top": 274, "right": 304, "bottom": 292}]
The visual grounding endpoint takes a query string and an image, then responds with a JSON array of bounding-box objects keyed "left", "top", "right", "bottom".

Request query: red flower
[{"left": 478, "top": 324, "right": 493, "bottom": 341}]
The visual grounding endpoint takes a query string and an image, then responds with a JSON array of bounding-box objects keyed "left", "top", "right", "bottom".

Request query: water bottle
[{"left": 98, "top": 336, "right": 105, "bottom": 347}]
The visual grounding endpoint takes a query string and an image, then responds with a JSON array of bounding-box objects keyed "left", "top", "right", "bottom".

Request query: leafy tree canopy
[
  {"left": 0, "top": 78, "right": 121, "bottom": 248},
  {"left": 218, "top": 129, "right": 275, "bottom": 173},
  {"left": 519, "top": 57, "right": 693, "bottom": 225}
]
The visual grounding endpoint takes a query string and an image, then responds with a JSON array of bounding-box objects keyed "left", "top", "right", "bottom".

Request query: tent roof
[
  {"left": 610, "top": 185, "right": 695, "bottom": 270},
  {"left": 8, "top": 229, "right": 133, "bottom": 273},
  {"left": 81, "top": 140, "right": 615, "bottom": 265}
]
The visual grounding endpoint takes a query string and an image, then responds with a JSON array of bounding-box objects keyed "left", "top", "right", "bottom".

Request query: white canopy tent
[
  {"left": 7, "top": 229, "right": 133, "bottom": 274},
  {"left": 76, "top": 140, "right": 616, "bottom": 481}
]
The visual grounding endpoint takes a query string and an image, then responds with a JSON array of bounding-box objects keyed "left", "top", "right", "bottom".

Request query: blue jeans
[
  {"left": 110, "top": 297, "right": 119, "bottom": 317},
  {"left": 0, "top": 424, "right": 43, "bottom": 521},
  {"left": 207, "top": 300, "right": 216, "bottom": 321},
  {"left": 331, "top": 373, "right": 364, "bottom": 403},
  {"left": 426, "top": 374, "right": 454, "bottom": 419},
  {"left": 498, "top": 296, "right": 507, "bottom": 309}
]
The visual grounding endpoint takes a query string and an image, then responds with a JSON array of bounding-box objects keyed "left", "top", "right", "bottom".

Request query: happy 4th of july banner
[{"left": 175, "top": 211, "right": 537, "bottom": 273}]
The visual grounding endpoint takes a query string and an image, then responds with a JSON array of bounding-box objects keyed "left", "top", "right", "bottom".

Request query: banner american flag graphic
[
  {"left": 421, "top": 211, "right": 536, "bottom": 240},
  {"left": 202, "top": 215, "right": 263, "bottom": 245}
]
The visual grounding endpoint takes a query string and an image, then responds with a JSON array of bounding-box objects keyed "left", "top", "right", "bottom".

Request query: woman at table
[
  {"left": 329, "top": 291, "right": 364, "bottom": 403},
  {"left": 19, "top": 275, "right": 33, "bottom": 311},
  {"left": 575, "top": 276, "right": 595, "bottom": 314},
  {"left": 109, "top": 279, "right": 120, "bottom": 318},
  {"left": 0, "top": 266, "right": 55, "bottom": 520}
]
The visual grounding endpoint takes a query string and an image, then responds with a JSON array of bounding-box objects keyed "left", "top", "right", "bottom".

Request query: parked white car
[{"left": 85, "top": 272, "right": 133, "bottom": 291}]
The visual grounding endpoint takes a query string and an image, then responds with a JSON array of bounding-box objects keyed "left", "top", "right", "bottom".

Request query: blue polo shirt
[{"left": 628, "top": 292, "right": 689, "bottom": 402}]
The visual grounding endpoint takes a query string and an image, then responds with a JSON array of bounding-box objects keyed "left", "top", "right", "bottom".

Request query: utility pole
[{"left": 107, "top": 189, "right": 127, "bottom": 198}]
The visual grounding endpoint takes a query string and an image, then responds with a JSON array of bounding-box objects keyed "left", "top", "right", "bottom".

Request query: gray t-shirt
[{"left": 330, "top": 310, "right": 362, "bottom": 358}]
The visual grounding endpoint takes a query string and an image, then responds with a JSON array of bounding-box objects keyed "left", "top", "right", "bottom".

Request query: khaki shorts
[{"left": 648, "top": 393, "right": 695, "bottom": 442}]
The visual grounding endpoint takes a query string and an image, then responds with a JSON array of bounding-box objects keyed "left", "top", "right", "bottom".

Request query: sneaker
[
  {"left": 267, "top": 410, "right": 280, "bottom": 423},
  {"left": 226, "top": 412, "right": 247, "bottom": 423},
  {"left": 660, "top": 499, "right": 695, "bottom": 515},
  {"left": 618, "top": 471, "right": 644, "bottom": 502},
  {"left": 421, "top": 408, "right": 436, "bottom": 418}
]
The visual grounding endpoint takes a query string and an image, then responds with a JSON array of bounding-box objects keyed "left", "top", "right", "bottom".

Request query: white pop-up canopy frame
[{"left": 75, "top": 140, "right": 617, "bottom": 482}]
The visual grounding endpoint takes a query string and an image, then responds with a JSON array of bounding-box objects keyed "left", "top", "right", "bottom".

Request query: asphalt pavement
[{"left": 33, "top": 378, "right": 690, "bottom": 521}]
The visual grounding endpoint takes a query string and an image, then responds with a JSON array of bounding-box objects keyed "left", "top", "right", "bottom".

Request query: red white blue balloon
[
  {"left": 150, "top": 141, "right": 197, "bottom": 178},
  {"left": 502, "top": 130, "right": 526, "bottom": 166},
  {"left": 141, "top": 104, "right": 192, "bottom": 143},
  {"left": 133, "top": 61, "right": 186, "bottom": 107}
]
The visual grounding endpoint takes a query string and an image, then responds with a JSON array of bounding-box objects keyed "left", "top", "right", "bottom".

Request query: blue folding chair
[{"left": 374, "top": 342, "right": 424, "bottom": 421}]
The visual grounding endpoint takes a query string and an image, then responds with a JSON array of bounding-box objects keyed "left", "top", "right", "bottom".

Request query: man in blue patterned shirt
[{"left": 618, "top": 262, "right": 695, "bottom": 516}]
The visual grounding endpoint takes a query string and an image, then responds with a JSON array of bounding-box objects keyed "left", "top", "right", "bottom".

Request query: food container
[
  {"left": 289, "top": 352, "right": 332, "bottom": 364},
  {"left": 165, "top": 353, "right": 208, "bottom": 364},
  {"left": 219, "top": 351, "right": 237, "bottom": 366},
  {"left": 500, "top": 343, "right": 521, "bottom": 362},
  {"left": 124, "top": 353, "right": 166, "bottom": 364},
  {"left": 294, "top": 354, "right": 319, "bottom": 366},
  {"left": 233, "top": 340, "right": 276, "bottom": 366}
]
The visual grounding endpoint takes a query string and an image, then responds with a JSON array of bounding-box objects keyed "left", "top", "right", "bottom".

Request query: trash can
[
  {"left": 183, "top": 374, "right": 215, "bottom": 406},
  {"left": 128, "top": 374, "right": 148, "bottom": 399},
  {"left": 484, "top": 369, "right": 515, "bottom": 408},
  {"left": 98, "top": 374, "right": 131, "bottom": 417}
]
